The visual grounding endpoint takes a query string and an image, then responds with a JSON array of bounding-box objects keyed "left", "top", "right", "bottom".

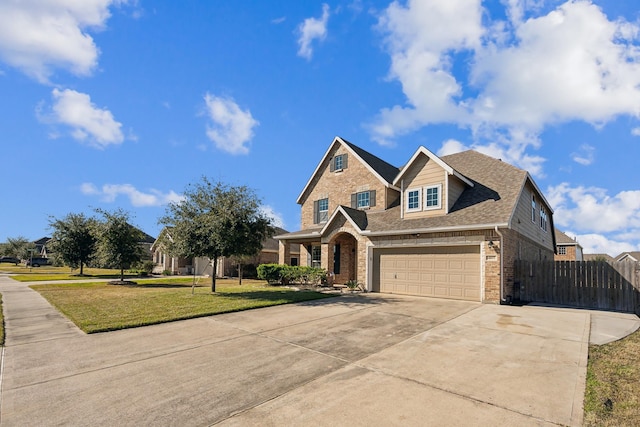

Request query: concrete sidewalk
[{"left": 0, "top": 274, "right": 638, "bottom": 426}]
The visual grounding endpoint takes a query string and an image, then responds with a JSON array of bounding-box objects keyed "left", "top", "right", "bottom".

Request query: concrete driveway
[{"left": 1, "top": 275, "right": 638, "bottom": 426}]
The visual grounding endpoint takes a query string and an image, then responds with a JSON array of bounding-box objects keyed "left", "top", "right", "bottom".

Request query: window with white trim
[
  {"left": 558, "top": 246, "right": 566, "bottom": 255},
  {"left": 311, "top": 245, "right": 321, "bottom": 268},
  {"left": 425, "top": 184, "right": 441, "bottom": 210},
  {"left": 531, "top": 194, "right": 536, "bottom": 223},
  {"left": 334, "top": 154, "right": 344, "bottom": 171},
  {"left": 318, "top": 198, "right": 328, "bottom": 222},
  {"left": 540, "top": 206, "right": 548, "bottom": 232},
  {"left": 406, "top": 188, "right": 421, "bottom": 211},
  {"left": 357, "top": 191, "right": 370, "bottom": 208}
]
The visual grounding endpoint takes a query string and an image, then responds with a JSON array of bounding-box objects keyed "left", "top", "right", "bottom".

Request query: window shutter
[
  {"left": 351, "top": 193, "right": 357, "bottom": 209},
  {"left": 370, "top": 190, "right": 376, "bottom": 207},
  {"left": 313, "top": 200, "right": 319, "bottom": 224},
  {"left": 342, "top": 153, "right": 348, "bottom": 169},
  {"left": 329, "top": 157, "right": 335, "bottom": 173}
]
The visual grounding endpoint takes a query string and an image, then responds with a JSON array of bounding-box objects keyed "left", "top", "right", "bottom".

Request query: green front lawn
[
  {"left": 5, "top": 266, "right": 142, "bottom": 282},
  {"left": 584, "top": 328, "right": 640, "bottom": 426},
  {"left": 31, "top": 278, "right": 336, "bottom": 333}
]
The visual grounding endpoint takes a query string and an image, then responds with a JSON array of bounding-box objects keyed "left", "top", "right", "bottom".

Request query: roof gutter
[{"left": 361, "top": 223, "right": 509, "bottom": 237}]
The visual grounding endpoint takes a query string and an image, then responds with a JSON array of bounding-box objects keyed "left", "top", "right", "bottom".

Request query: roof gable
[
  {"left": 321, "top": 205, "right": 368, "bottom": 235},
  {"left": 296, "top": 136, "right": 399, "bottom": 204},
  {"left": 555, "top": 229, "right": 581, "bottom": 247},
  {"left": 394, "top": 146, "right": 474, "bottom": 187}
]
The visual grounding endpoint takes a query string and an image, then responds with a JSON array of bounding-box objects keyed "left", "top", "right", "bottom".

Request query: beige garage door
[{"left": 376, "top": 246, "right": 481, "bottom": 301}]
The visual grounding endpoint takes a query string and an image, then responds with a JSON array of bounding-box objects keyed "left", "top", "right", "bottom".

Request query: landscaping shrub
[{"left": 257, "top": 264, "right": 326, "bottom": 286}]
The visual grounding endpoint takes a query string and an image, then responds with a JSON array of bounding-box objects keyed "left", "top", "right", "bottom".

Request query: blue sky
[{"left": 1, "top": 0, "right": 639, "bottom": 256}]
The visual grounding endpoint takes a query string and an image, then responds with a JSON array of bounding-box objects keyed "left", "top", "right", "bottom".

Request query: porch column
[
  {"left": 278, "top": 240, "right": 291, "bottom": 265},
  {"left": 321, "top": 243, "right": 330, "bottom": 271},
  {"left": 299, "top": 244, "right": 310, "bottom": 267}
]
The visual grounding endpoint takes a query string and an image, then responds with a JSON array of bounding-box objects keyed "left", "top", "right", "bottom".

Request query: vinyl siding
[
  {"left": 402, "top": 154, "right": 446, "bottom": 219},
  {"left": 510, "top": 182, "right": 554, "bottom": 251},
  {"left": 447, "top": 175, "right": 466, "bottom": 213}
]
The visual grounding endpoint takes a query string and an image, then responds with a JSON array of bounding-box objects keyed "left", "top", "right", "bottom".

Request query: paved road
[{"left": 0, "top": 274, "right": 638, "bottom": 426}]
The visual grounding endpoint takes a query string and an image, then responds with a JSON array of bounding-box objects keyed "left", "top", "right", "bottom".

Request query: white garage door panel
[{"left": 378, "top": 247, "right": 481, "bottom": 301}]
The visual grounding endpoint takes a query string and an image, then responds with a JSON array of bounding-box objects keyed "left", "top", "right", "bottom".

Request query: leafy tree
[
  {"left": 160, "top": 177, "right": 274, "bottom": 292},
  {"left": 48, "top": 213, "right": 98, "bottom": 275},
  {"left": 2, "top": 236, "right": 35, "bottom": 260},
  {"left": 95, "top": 209, "right": 144, "bottom": 282}
]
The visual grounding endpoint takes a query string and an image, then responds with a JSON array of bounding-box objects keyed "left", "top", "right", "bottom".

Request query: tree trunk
[
  {"left": 79, "top": 262, "right": 84, "bottom": 276},
  {"left": 211, "top": 257, "right": 217, "bottom": 293},
  {"left": 120, "top": 266, "right": 124, "bottom": 282},
  {"left": 238, "top": 263, "right": 243, "bottom": 285}
]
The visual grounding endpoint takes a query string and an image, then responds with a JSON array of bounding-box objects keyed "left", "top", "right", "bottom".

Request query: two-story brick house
[{"left": 277, "top": 137, "right": 556, "bottom": 303}]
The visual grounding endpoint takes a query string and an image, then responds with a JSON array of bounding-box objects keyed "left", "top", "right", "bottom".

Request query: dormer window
[
  {"left": 425, "top": 184, "right": 441, "bottom": 210},
  {"left": 330, "top": 153, "right": 348, "bottom": 172}
]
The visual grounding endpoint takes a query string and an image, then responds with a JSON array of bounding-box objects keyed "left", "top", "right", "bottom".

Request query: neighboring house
[
  {"left": 138, "top": 229, "right": 156, "bottom": 261},
  {"left": 554, "top": 230, "right": 583, "bottom": 261},
  {"left": 277, "top": 137, "right": 556, "bottom": 303},
  {"left": 33, "top": 237, "right": 52, "bottom": 257},
  {"left": 615, "top": 252, "right": 640, "bottom": 263},
  {"left": 151, "top": 227, "right": 299, "bottom": 276},
  {"left": 583, "top": 253, "right": 615, "bottom": 263}
]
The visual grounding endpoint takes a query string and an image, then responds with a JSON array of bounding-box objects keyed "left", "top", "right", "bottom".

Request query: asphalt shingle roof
[
  {"left": 341, "top": 138, "right": 400, "bottom": 184},
  {"left": 279, "top": 147, "right": 536, "bottom": 239}
]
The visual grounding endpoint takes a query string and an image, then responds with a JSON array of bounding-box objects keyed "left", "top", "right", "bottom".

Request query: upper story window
[
  {"left": 425, "top": 184, "right": 442, "bottom": 210},
  {"left": 531, "top": 194, "right": 536, "bottom": 223},
  {"left": 406, "top": 188, "right": 421, "bottom": 211},
  {"left": 357, "top": 191, "right": 370, "bottom": 208},
  {"left": 558, "top": 246, "right": 567, "bottom": 255},
  {"left": 330, "top": 153, "right": 348, "bottom": 172},
  {"left": 314, "top": 198, "right": 329, "bottom": 224},
  {"left": 540, "top": 207, "right": 548, "bottom": 232},
  {"left": 351, "top": 190, "right": 376, "bottom": 209}
]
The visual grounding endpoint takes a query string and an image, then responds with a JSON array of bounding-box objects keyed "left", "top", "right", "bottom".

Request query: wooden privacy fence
[{"left": 514, "top": 260, "right": 640, "bottom": 314}]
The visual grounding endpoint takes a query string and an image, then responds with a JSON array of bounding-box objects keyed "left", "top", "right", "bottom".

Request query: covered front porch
[{"left": 278, "top": 231, "right": 363, "bottom": 286}]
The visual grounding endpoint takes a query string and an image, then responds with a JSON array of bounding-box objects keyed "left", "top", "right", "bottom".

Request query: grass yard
[
  {"left": 584, "top": 328, "right": 640, "bottom": 426},
  {"left": 31, "top": 278, "right": 336, "bottom": 333},
  {"left": 3, "top": 265, "right": 143, "bottom": 282}
]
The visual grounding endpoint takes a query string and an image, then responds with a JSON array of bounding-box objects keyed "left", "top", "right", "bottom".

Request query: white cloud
[
  {"left": 371, "top": 0, "right": 640, "bottom": 174},
  {"left": 0, "top": 0, "right": 127, "bottom": 83},
  {"left": 632, "top": 127, "right": 640, "bottom": 136},
  {"left": 297, "top": 3, "right": 330, "bottom": 60},
  {"left": 548, "top": 182, "right": 640, "bottom": 233},
  {"left": 203, "top": 93, "right": 259, "bottom": 155},
  {"left": 571, "top": 144, "right": 595, "bottom": 166},
  {"left": 570, "top": 233, "right": 638, "bottom": 256},
  {"left": 81, "top": 183, "right": 184, "bottom": 207},
  {"left": 260, "top": 205, "right": 285, "bottom": 229},
  {"left": 437, "top": 139, "right": 469, "bottom": 156},
  {"left": 549, "top": 182, "right": 640, "bottom": 255},
  {"left": 39, "top": 88, "right": 125, "bottom": 148}
]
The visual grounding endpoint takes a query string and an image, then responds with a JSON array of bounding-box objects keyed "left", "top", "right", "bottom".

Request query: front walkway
[{"left": 0, "top": 274, "right": 638, "bottom": 426}]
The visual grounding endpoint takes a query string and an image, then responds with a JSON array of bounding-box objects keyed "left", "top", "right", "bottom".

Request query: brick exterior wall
[
  {"left": 554, "top": 245, "right": 577, "bottom": 261},
  {"left": 299, "top": 144, "right": 395, "bottom": 229},
  {"left": 500, "top": 228, "right": 554, "bottom": 301}
]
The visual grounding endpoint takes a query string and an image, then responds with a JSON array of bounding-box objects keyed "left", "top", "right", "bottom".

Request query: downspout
[{"left": 494, "top": 225, "right": 506, "bottom": 303}]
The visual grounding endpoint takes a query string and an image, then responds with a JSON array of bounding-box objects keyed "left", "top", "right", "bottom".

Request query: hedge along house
[{"left": 276, "top": 137, "right": 556, "bottom": 303}]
